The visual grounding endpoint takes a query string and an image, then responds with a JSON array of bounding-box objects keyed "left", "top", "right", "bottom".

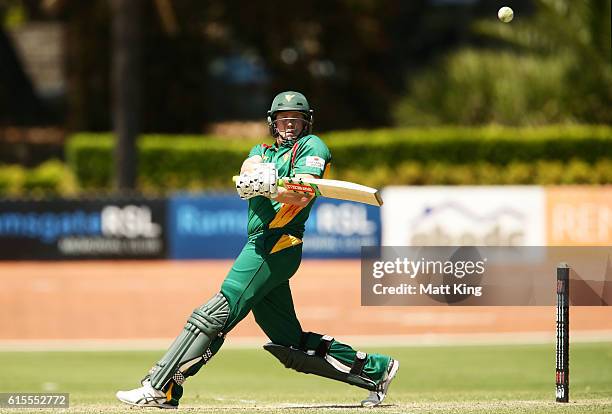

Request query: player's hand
[
  {"left": 235, "top": 163, "right": 278, "bottom": 200},
  {"left": 274, "top": 186, "right": 313, "bottom": 206}
]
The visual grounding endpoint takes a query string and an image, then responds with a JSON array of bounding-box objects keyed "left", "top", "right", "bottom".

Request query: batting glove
[{"left": 235, "top": 163, "right": 278, "bottom": 200}]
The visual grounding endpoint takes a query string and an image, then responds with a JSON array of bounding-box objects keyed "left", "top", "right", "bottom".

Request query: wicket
[{"left": 556, "top": 263, "right": 570, "bottom": 403}]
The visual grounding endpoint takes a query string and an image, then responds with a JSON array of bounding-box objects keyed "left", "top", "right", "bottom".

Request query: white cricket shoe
[
  {"left": 361, "top": 359, "right": 400, "bottom": 407},
  {"left": 116, "top": 378, "right": 177, "bottom": 409}
]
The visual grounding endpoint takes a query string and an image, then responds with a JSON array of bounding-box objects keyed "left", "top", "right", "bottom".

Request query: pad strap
[
  {"left": 298, "top": 331, "right": 311, "bottom": 351},
  {"left": 350, "top": 351, "right": 368, "bottom": 376},
  {"left": 315, "top": 335, "right": 334, "bottom": 357}
]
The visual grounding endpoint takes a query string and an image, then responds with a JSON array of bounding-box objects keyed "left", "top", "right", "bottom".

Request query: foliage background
[{"left": 0, "top": 0, "right": 609, "bottom": 193}]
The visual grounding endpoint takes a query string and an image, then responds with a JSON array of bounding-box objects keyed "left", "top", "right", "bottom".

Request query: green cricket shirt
[{"left": 245, "top": 134, "right": 331, "bottom": 239}]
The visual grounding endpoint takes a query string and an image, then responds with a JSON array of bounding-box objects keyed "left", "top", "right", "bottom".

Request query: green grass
[{"left": 1, "top": 342, "right": 611, "bottom": 413}]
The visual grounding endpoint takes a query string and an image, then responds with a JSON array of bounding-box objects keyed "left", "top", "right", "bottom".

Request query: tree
[
  {"left": 111, "top": 0, "right": 143, "bottom": 190},
  {"left": 472, "top": 0, "right": 612, "bottom": 124}
]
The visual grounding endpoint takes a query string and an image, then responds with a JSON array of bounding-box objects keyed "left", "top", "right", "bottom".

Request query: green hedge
[
  {"left": 65, "top": 133, "right": 114, "bottom": 189},
  {"left": 325, "top": 125, "right": 612, "bottom": 171},
  {"left": 66, "top": 134, "right": 257, "bottom": 191},
  {"left": 3, "top": 158, "right": 608, "bottom": 196},
  {"left": 337, "top": 159, "right": 612, "bottom": 188},
  {"left": 65, "top": 125, "right": 612, "bottom": 191},
  {"left": 0, "top": 160, "right": 77, "bottom": 196}
]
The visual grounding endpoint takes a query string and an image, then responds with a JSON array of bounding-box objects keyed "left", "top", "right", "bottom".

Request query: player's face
[{"left": 274, "top": 111, "right": 306, "bottom": 141}]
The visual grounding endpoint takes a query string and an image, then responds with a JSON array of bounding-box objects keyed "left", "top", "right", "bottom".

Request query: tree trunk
[{"left": 111, "top": 0, "right": 142, "bottom": 191}]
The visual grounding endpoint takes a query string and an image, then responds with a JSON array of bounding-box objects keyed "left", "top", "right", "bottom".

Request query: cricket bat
[{"left": 232, "top": 176, "right": 383, "bottom": 206}]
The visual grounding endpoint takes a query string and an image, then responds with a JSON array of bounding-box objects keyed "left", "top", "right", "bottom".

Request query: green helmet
[{"left": 267, "top": 91, "right": 314, "bottom": 139}]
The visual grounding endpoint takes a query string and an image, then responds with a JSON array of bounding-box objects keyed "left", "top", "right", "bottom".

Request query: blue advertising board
[
  {"left": 168, "top": 194, "right": 248, "bottom": 259},
  {"left": 168, "top": 194, "right": 381, "bottom": 259},
  {"left": 303, "top": 199, "right": 381, "bottom": 258},
  {"left": 0, "top": 197, "right": 167, "bottom": 260}
]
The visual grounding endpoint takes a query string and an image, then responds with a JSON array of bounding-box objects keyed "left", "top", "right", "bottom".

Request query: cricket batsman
[{"left": 116, "top": 91, "right": 399, "bottom": 408}]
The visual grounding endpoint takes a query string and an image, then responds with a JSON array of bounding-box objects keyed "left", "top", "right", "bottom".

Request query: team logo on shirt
[
  {"left": 305, "top": 156, "right": 325, "bottom": 170},
  {"left": 283, "top": 153, "right": 290, "bottom": 162}
]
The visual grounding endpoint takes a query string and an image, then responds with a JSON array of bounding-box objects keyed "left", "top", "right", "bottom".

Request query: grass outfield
[{"left": 1, "top": 342, "right": 611, "bottom": 413}]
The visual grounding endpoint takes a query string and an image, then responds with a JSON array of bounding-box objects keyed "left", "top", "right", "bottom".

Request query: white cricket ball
[{"left": 498, "top": 6, "right": 514, "bottom": 23}]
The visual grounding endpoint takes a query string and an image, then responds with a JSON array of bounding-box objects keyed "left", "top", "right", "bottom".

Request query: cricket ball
[{"left": 498, "top": 6, "right": 514, "bottom": 23}]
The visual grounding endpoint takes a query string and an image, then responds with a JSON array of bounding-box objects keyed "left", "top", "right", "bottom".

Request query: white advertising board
[{"left": 382, "top": 186, "right": 546, "bottom": 246}]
